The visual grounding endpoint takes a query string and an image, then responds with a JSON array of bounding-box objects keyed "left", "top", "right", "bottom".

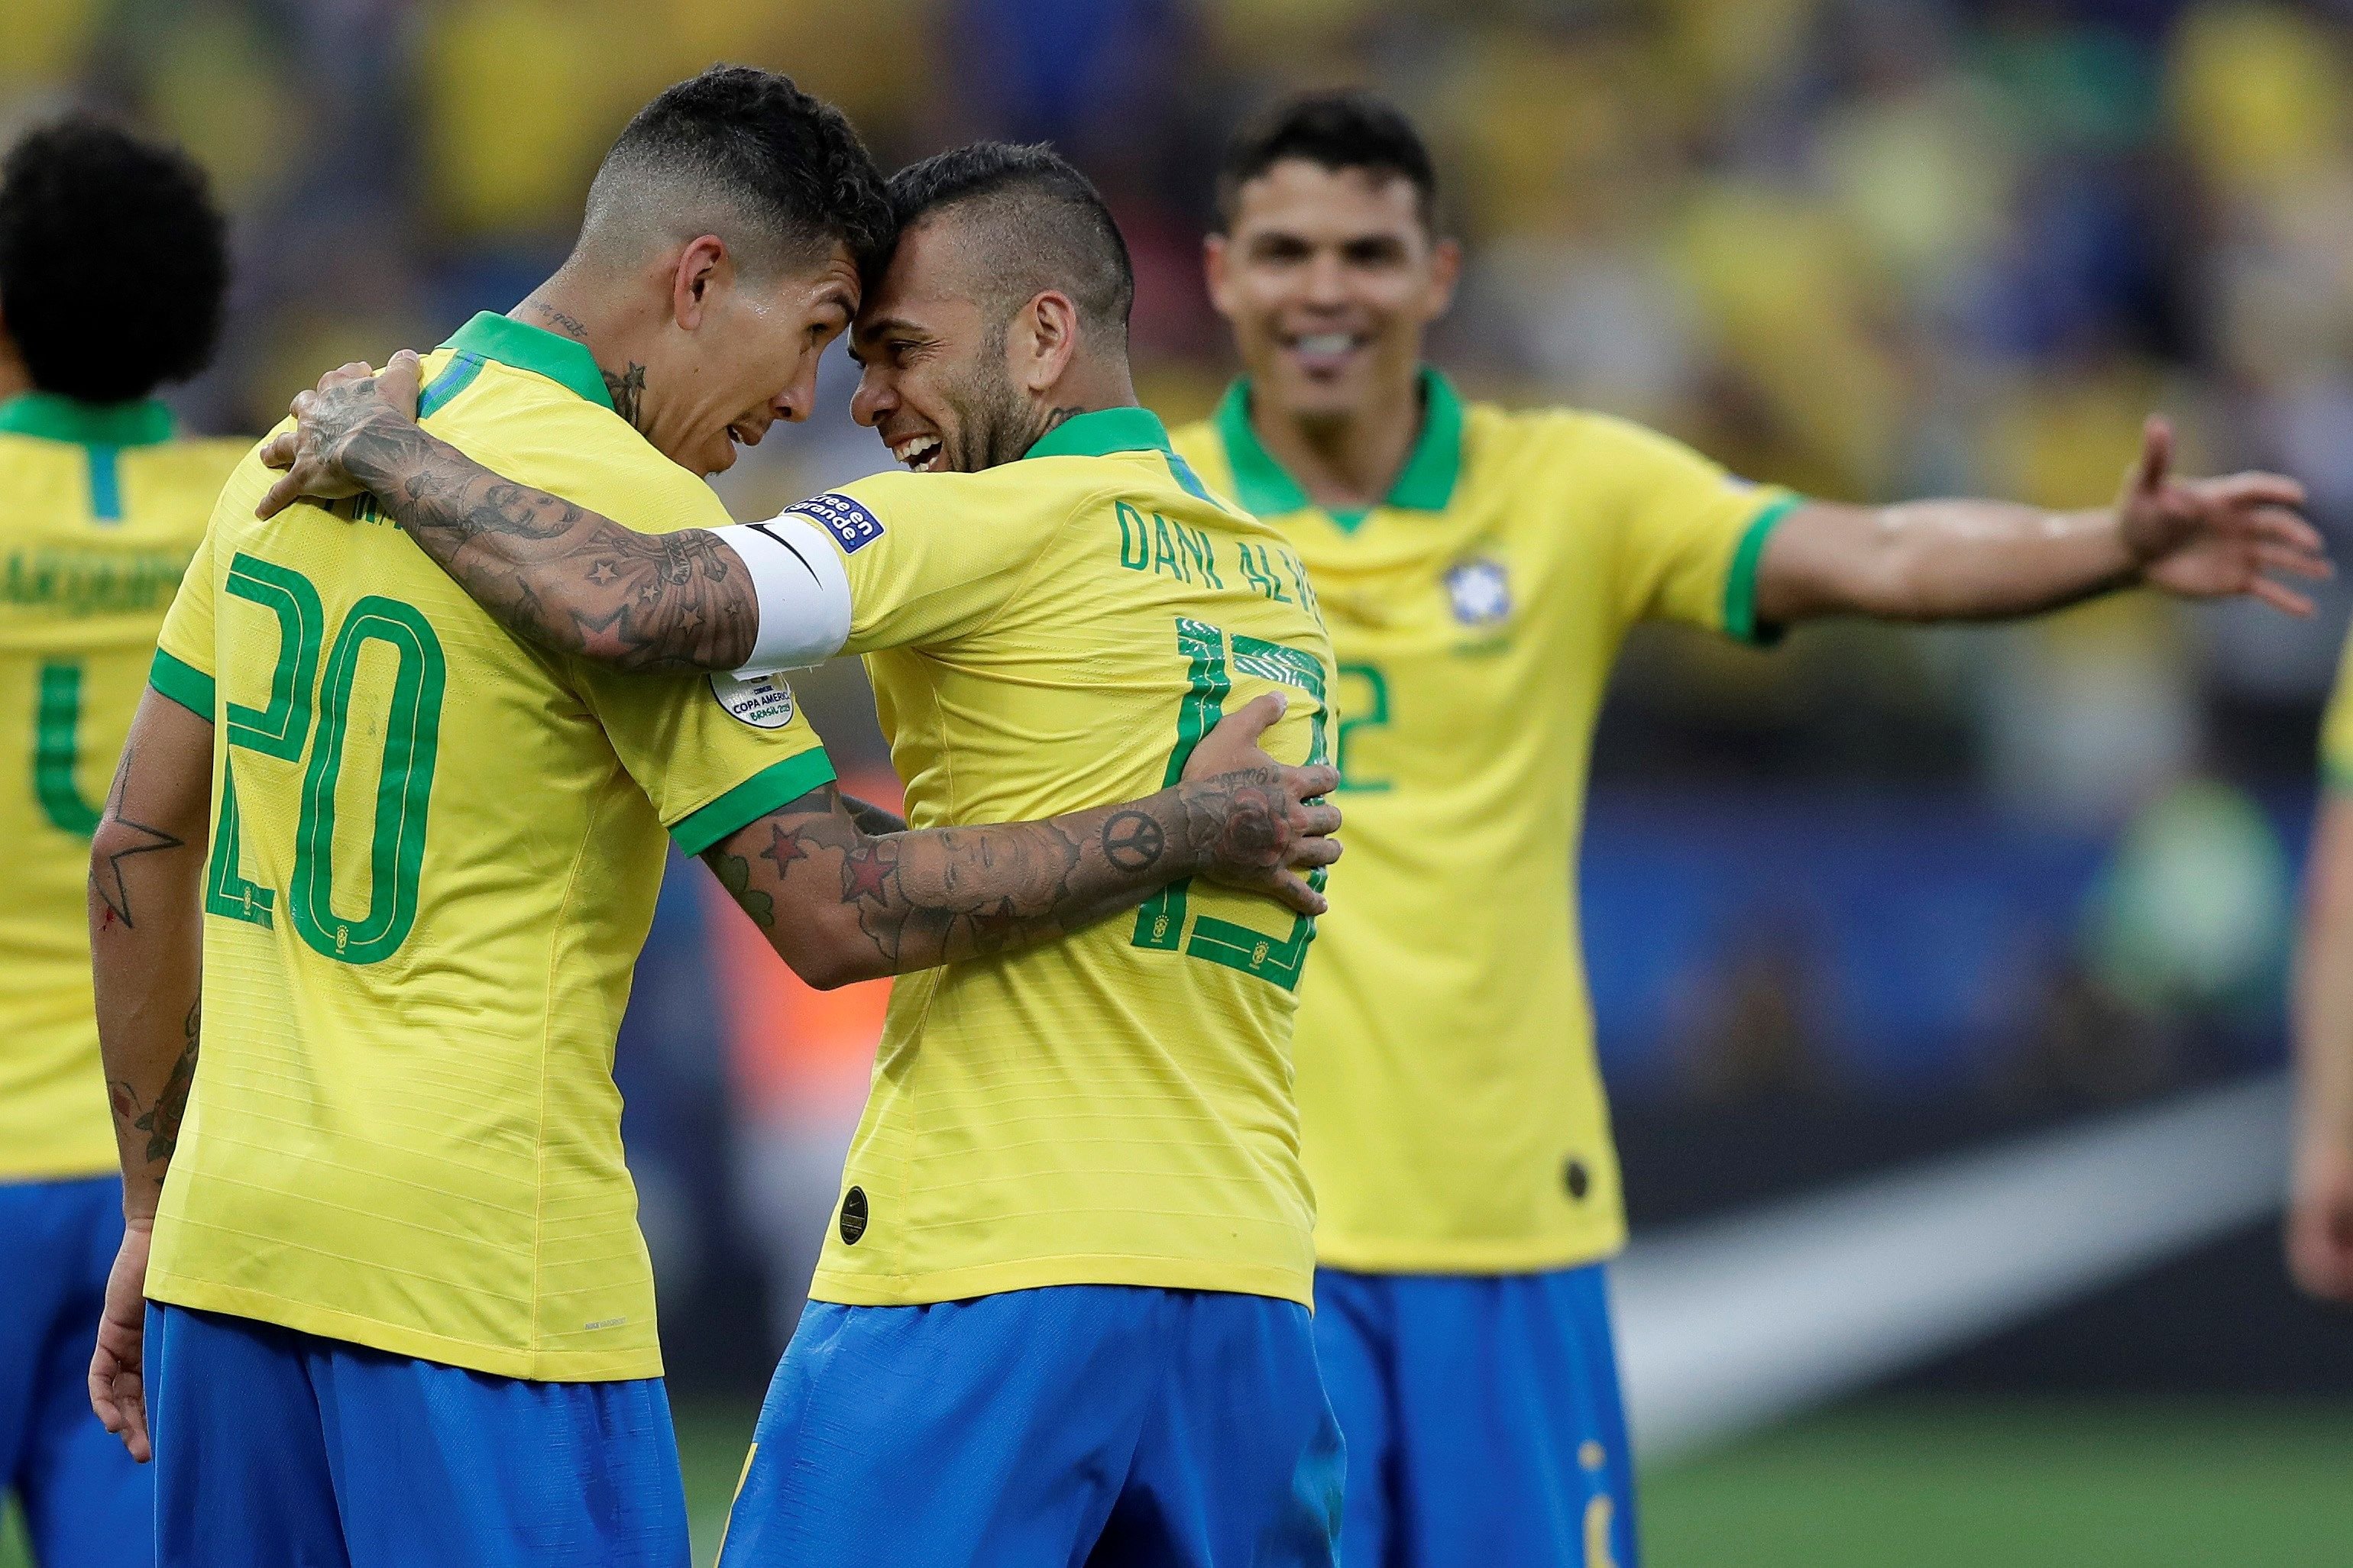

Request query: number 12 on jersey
[
  {"left": 1131, "top": 616, "right": 1329, "bottom": 991},
  {"left": 204, "top": 551, "right": 446, "bottom": 965}
]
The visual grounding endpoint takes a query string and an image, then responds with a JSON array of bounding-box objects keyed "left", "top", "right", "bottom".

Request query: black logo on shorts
[
  {"left": 839, "top": 1186, "right": 869, "bottom": 1244},
  {"left": 1564, "top": 1159, "right": 1591, "bottom": 1201}
]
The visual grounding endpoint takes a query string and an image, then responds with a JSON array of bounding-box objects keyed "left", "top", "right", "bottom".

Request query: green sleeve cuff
[
  {"left": 149, "top": 648, "right": 216, "bottom": 720},
  {"left": 1723, "top": 493, "right": 1802, "bottom": 646},
  {"left": 669, "top": 748, "right": 838, "bottom": 856}
]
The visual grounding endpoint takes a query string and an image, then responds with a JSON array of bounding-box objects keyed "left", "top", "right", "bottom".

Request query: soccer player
[
  {"left": 2289, "top": 636, "right": 2353, "bottom": 1305},
  {"left": 1164, "top": 92, "right": 2327, "bottom": 1567},
  {"left": 258, "top": 143, "right": 1348, "bottom": 1566},
  {"left": 85, "top": 80, "right": 1337, "bottom": 1568},
  {"left": 0, "top": 118, "right": 237, "bottom": 1568}
]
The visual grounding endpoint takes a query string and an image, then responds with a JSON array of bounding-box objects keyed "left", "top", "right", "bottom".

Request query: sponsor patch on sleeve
[
  {"left": 788, "top": 491, "right": 885, "bottom": 554},
  {"left": 710, "top": 671, "right": 798, "bottom": 729}
]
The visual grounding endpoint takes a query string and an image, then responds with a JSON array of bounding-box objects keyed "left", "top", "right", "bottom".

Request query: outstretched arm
[
  {"left": 256, "top": 353, "right": 765, "bottom": 673},
  {"left": 2291, "top": 788, "right": 2353, "bottom": 1303},
  {"left": 1754, "top": 417, "right": 2328, "bottom": 626},
  {"left": 706, "top": 694, "right": 1341, "bottom": 990},
  {"left": 86, "top": 687, "right": 215, "bottom": 1463}
]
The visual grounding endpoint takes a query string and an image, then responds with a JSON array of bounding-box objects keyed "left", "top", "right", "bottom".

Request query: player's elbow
[{"left": 775, "top": 925, "right": 892, "bottom": 991}]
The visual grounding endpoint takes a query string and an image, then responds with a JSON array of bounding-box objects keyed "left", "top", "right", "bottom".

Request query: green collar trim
[
  {"left": 0, "top": 391, "right": 174, "bottom": 447},
  {"left": 1212, "top": 367, "right": 1465, "bottom": 526},
  {"left": 441, "top": 312, "right": 613, "bottom": 411},
  {"left": 1021, "top": 406, "right": 1173, "bottom": 461}
]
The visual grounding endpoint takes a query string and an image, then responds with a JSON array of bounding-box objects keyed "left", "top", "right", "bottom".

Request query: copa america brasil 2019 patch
[
  {"left": 790, "top": 491, "right": 885, "bottom": 554},
  {"left": 710, "top": 671, "right": 797, "bottom": 729}
]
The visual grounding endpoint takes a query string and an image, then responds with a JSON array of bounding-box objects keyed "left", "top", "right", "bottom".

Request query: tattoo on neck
[
  {"left": 604, "top": 363, "right": 649, "bottom": 431},
  {"left": 1040, "top": 405, "right": 1089, "bottom": 436},
  {"left": 529, "top": 302, "right": 592, "bottom": 341}
]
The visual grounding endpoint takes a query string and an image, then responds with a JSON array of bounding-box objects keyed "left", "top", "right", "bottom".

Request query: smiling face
[
  {"left": 847, "top": 217, "right": 1034, "bottom": 474},
  {"left": 1206, "top": 159, "right": 1458, "bottom": 425},
  {"left": 640, "top": 239, "right": 862, "bottom": 477}
]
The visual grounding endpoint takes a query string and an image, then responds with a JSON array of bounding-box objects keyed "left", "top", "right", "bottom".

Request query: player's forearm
[
  {"left": 330, "top": 411, "right": 757, "bottom": 672},
  {"left": 1762, "top": 499, "right": 2138, "bottom": 624},
  {"left": 2294, "top": 798, "right": 2353, "bottom": 1163},
  {"left": 88, "top": 708, "right": 212, "bottom": 1220},
  {"left": 705, "top": 773, "right": 1297, "bottom": 988}
]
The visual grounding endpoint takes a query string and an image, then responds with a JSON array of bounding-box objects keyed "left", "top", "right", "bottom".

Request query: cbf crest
[{"left": 1444, "top": 558, "right": 1512, "bottom": 628}]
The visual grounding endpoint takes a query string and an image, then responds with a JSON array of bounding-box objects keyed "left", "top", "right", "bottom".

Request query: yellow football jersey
[
  {"left": 793, "top": 407, "right": 1335, "bottom": 1308},
  {"left": 1172, "top": 372, "right": 1796, "bottom": 1274},
  {"left": 2325, "top": 631, "right": 2353, "bottom": 792},
  {"left": 0, "top": 394, "right": 242, "bottom": 1182},
  {"left": 145, "top": 313, "right": 834, "bottom": 1380}
]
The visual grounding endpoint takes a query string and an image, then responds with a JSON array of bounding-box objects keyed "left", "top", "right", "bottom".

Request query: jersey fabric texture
[
  {"left": 144, "top": 312, "right": 835, "bottom": 1381},
  {"left": 1171, "top": 373, "right": 1796, "bottom": 1276},
  {"left": 146, "top": 1303, "right": 688, "bottom": 1568},
  {"left": 788, "top": 408, "right": 1338, "bottom": 1309},
  {"left": 0, "top": 393, "right": 242, "bottom": 1182},
  {"left": 718, "top": 1285, "right": 1342, "bottom": 1568},
  {"left": 1315, "top": 1264, "right": 1637, "bottom": 1568},
  {"left": 0, "top": 1176, "right": 153, "bottom": 1566},
  {"left": 2323, "top": 627, "right": 2353, "bottom": 792}
]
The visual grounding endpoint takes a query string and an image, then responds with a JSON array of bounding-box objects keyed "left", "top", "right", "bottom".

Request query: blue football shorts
[
  {"left": 146, "top": 1302, "right": 688, "bottom": 1568},
  {"left": 1314, "top": 1262, "right": 1639, "bottom": 1568},
  {"left": 718, "top": 1283, "right": 1344, "bottom": 1566}
]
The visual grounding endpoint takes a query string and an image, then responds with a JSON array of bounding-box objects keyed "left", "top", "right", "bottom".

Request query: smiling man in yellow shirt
[{"left": 1167, "top": 91, "right": 2326, "bottom": 1568}]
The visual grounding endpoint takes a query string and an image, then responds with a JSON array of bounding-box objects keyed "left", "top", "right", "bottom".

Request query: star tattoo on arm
[{"left": 89, "top": 745, "right": 186, "bottom": 930}]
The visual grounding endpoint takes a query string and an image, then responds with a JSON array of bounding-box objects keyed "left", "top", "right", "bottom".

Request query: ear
[
  {"left": 669, "top": 234, "right": 729, "bottom": 331},
  {"left": 1011, "top": 289, "right": 1081, "bottom": 394},
  {"left": 1202, "top": 234, "right": 1235, "bottom": 320},
  {"left": 1424, "top": 236, "right": 1464, "bottom": 321}
]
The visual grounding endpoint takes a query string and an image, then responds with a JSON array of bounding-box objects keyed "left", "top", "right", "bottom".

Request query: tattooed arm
[
  {"left": 86, "top": 687, "right": 214, "bottom": 1463},
  {"left": 255, "top": 352, "right": 763, "bottom": 673},
  {"left": 705, "top": 694, "right": 1341, "bottom": 989}
]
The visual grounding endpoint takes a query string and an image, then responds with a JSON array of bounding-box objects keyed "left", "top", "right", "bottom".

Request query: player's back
[
  {"left": 796, "top": 408, "right": 1335, "bottom": 1310},
  {"left": 0, "top": 393, "right": 242, "bottom": 1181},
  {"left": 145, "top": 315, "right": 833, "bottom": 1381}
]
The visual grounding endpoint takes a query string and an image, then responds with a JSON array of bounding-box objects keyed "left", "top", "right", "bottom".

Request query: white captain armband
[{"left": 710, "top": 514, "right": 854, "bottom": 676}]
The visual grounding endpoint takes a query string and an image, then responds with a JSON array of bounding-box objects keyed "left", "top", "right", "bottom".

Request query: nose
[
  {"left": 1303, "top": 250, "right": 1348, "bottom": 309},
  {"left": 850, "top": 364, "right": 894, "bottom": 429},
  {"left": 771, "top": 352, "right": 822, "bottom": 425}
]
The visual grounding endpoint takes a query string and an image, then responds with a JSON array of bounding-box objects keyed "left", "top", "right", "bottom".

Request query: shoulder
[
  {"left": 435, "top": 368, "right": 730, "bottom": 534},
  {"left": 1166, "top": 417, "right": 1222, "bottom": 470}
]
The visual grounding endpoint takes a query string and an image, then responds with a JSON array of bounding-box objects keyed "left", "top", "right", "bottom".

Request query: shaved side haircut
[
  {"left": 884, "top": 142, "right": 1134, "bottom": 345},
  {"left": 577, "top": 64, "right": 894, "bottom": 278}
]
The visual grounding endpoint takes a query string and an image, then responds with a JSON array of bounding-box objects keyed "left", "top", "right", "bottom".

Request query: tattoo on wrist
[
  {"left": 108, "top": 1000, "right": 199, "bottom": 1166},
  {"left": 1101, "top": 810, "right": 1167, "bottom": 871}
]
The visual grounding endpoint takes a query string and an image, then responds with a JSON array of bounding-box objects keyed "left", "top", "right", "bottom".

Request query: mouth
[
  {"left": 726, "top": 420, "right": 766, "bottom": 451},
  {"left": 890, "top": 432, "right": 947, "bottom": 472},
  {"left": 1280, "top": 329, "right": 1369, "bottom": 377}
]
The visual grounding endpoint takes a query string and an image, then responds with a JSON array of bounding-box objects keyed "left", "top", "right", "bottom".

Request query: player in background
[
  {"left": 1165, "top": 92, "right": 2328, "bottom": 1568},
  {"left": 86, "top": 79, "right": 1337, "bottom": 1568},
  {"left": 2289, "top": 636, "right": 2353, "bottom": 1305},
  {"left": 0, "top": 118, "right": 237, "bottom": 1568},
  {"left": 261, "top": 143, "right": 1350, "bottom": 1566}
]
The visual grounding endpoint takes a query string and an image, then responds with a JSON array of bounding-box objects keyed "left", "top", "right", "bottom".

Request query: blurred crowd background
[{"left": 10, "top": 0, "right": 2353, "bottom": 1398}]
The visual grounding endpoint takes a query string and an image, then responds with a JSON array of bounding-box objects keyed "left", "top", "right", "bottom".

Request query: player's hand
[
  {"left": 2288, "top": 1131, "right": 2353, "bottom": 1304},
  {"left": 2118, "top": 415, "right": 2331, "bottom": 616},
  {"left": 89, "top": 1216, "right": 155, "bottom": 1463},
  {"left": 1180, "top": 691, "right": 1342, "bottom": 916},
  {"left": 254, "top": 349, "right": 426, "bottom": 521}
]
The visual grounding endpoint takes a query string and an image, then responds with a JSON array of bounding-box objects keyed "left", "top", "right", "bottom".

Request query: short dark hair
[
  {"left": 0, "top": 118, "right": 228, "bottom": 403},
  {"left": 885, "top": 141, "right": 1134, "bottom": 341},
  {"left": 584, "top": 65, "right": 894, "bottom": 275},
  {"left": 1213, "top": 90, "right": 1440, "bottom": 235}
]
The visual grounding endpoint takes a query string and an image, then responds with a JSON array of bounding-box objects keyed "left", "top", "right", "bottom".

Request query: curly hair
[{"left": 0, "top": 118, "right": 229, "bottom": 402}]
